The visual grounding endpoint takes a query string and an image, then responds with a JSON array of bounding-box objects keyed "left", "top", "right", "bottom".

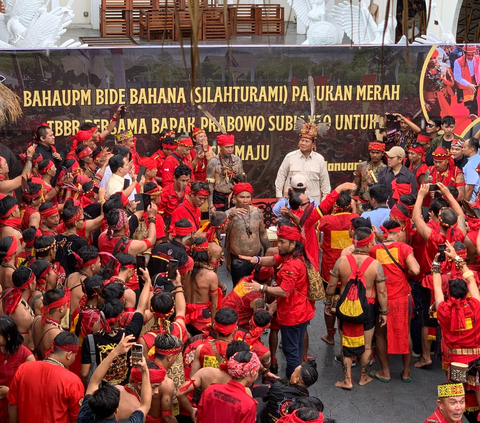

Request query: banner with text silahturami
[{"left": 1, "top": 44, "right": 475, "bottom": 223}]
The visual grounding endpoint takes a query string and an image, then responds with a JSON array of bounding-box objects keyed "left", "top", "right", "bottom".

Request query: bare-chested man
[
  {"left": 176, "top": 340, "right": 251, "bottom": 421},
  {"left": 324, "top": 227, "right": 388, "bottom": 390},
  {"left": 65, "top": 246, "right": 101, "bottom": 317},
  {"left": 0, "top": 144, "right": 35, "bottom": 197},
  {"left": 0, "top": 196, "right": 24, "bottom": 245},
  {"left": 0, "top": 236, "right": 19, "bottom": 290},
  {"left": 1, "top": 266, "right": 36, "bottom": 349},
  {"left": 32, "top": 288, "right": 69, "bottom": 359},
  {"left": 207, "top": 134, "right": 244, "bottom": 213},
  {"left": 116, "top": 362, "right": 169, "bottom": 422},
  {"left": 225, "top": 183, "right": 271, "bottom": 286},
  {"left": 184, "top": 237, "right": 220, "bottom": 335}
]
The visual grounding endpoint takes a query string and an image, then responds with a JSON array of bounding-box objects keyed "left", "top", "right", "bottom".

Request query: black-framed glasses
[{"left": 301, "top": 201, "right": 310, "bottom": 206}]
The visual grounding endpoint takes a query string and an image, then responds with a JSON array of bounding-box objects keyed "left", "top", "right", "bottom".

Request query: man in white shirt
[
  {"left": 453, "top": 45, "right": 480, "bottom": 116},
  {"left": 275, "top": 126, "right": 330, "bottom": 204},
  {"left": 105, "top": 154, "right": 136, "bottom": 199},
  {"left": 99, "top": 145, "right": 136, "bottom": 201}
]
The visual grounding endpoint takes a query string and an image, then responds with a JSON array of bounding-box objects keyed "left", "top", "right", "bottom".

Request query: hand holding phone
[
  {"left": 120, "top": 105, "right": 126, "bottom": 119},
  {"left": 136, "top": 254, "right": 146, "bottom": 272},
  {"left": 131, "top": 344, "right": 143, "bottom": 365},
  {"left": 137, "top": 165, "right": 147, "bottom": 183},
  {"left": 438, "top": 244, "right": 447, "bottom": 262}
]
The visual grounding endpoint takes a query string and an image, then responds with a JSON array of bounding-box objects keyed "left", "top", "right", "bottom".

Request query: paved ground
[{"left": 217, "top": 264, "right": 464, "bottom": 423}]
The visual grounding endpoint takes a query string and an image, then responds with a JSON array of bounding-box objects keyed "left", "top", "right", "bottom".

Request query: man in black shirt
[
  {"left": 34, "top": 124, "right": 65, "bottom": 185},
  {"left": 259, "top": 362, "right": 319, "bottom": 423},
  {"left": 376, "top": 146, "right": 418, "bottom": 207}
]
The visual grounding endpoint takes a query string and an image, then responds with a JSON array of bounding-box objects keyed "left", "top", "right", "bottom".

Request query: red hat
[
  {"left": 217, "top": 134, "right": 235, "bottom": 146},
  {"left": 233, "top": 183, "right": 253, "bottom": 196},
  {"left": 192, "top": 127, "right": 205, "bottom": 137},
  {"left": 416, "top": 134, "right": 431, "bottom": 144},
  {"left": 432, "top": 147, "right": 450, "bottom": 160},
  {"left": 431, "top": 50, "right": 439, "bottom": 58},
  {"left": 176, "top": 137, "right": 193, "bottom": 148},
  {"left": 368, "top": 142, "right": 385, "bottom": 152},
  {"left": 464, "top": 45, "right": 477, "bottom": 53},
  {"left": 139, "top": 157, "right": 157, "bottom": 171},
  {"left": 75, "top": 130, "right": 93, "bottom": 142}
]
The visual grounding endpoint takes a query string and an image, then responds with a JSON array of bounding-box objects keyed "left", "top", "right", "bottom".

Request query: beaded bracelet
[{"left": 379, "top": 307, "right": 389, "bottom": 315}]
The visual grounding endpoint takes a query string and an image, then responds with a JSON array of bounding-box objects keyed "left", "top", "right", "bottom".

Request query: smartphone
[
  {"left": 195, "top": 145, "right": 203, "bottom": 155},
  {"left": 136, "top": 254, "right": 146, "bottom": 272},
  {"left": 123, "top": 179, "right": 130, "bottom": 190},
  {"left": 168, "top": 259, "right": 179, "bottom": 280},
  {"left": 134, "top": 193, "right": 151, "bottom": 211},
  {"left": 93, "top": 186, "right": 100, "bottom": 194},
  {"left": 137, "top": 165, "right": 147, "bottom": 183},
  {"left": 386, "top": 113, "right": 397, "bottom": 121},
  {"left": 131, "top": 344, "right": 143, "bottom": 364},
  {"left": 429, "top": 183, "right": 439, "bottom": 191},
  {"left": 438, "top": 244, "right": 447, "bottom": 262},
  {"left": 120, "top": 105, "right": 126, "bottom": 119}
]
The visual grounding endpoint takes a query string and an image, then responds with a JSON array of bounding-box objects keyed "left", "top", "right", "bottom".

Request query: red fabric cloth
[
  {"left": 185, "top": 302, "right": 212, "bottom": 332},
  {"left": 161, "top": 153, "right": 193, "bottom": 188},
  {"left": 391, "top": 180, "right": 412, "bottom": 201},
  {"left": 274, "top": 253, "right": 315, "bottom": 326},
  {"left": 221, "top": 281, "right": 263, "bottom": 328},
  {"left": 199, "top": 339, "right": 230, "bottom": 368},
  {"left": 158, "top": 183, "right": 190, "bottom": 219},
  {"left": 197, "top": 380, "right": 257, "bottom": 423},
  {"left": 428, "top": 164, "right": 464, "bottom": 188},
  {"left": 318, "top": 212, "right": 359, "bottom": 281},
  {"left": 190, "top": 147, "right": 209, "bottom": 182},
  {"left": 169, "top": 198, "right": 201, "bottom": 231},
  {"left": 0, "top": 346, "right": 32, "bottom": 423},
  {"left": 278, "top": 410, "right": 324, "bottom": 423},
  {"left": 7, "top": 361, "right": 84, "bottom": 423},
  {"left": 409, "top": 163, "right": 428, "bottom": 189},
  {"left": 423, "top": 408, "right": 450, "bottom": 423},
  {"left": 437, "top": 297, "right": 480, "bottom": 365}
]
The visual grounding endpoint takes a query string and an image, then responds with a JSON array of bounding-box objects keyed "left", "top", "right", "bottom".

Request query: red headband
[
  {"left": 90, "top": 126, "right": 98, "bottom": 133},
  {"left": 171, "top": 225, "right": 193, "bottom": 237},
  {"left": 368, "top": 142, "right": 385, "bottom": 152},
  {"left": 39, "top": 160, "right": 55, "bottom": 174},
  {"left": 140, "top": 157, "right": 157, "bottom": 171},
  {"left": 0, "top": 204, "right": 18, "bottom": 219},
  {"left": 409, "top": 146, "right": 425, "bottom": 157},
  {"left": 353, "top": 231, "right": 374, "bottom": 247},
  {"left": 193, "top": 240, "right": 209, "bottom": 251},
  {"left": 64, "top": 207, "right": 83, "bottom": 226},
  {"left": 379, "top": 225, "right": 401, "bottom": 238},
  {"left": 25, "top": 228, "right": 42, "bottom": 247},
  {"left": 277, "top": 225, "right": 303, "bottom": 242},
  {"left": 144, "top": 183, "right": 162, "bottom": 196},
  {"left": 40, "top": 205, "right": 59, "bottom": 219},
  {"left": 131, "top": 366, "right": 166, "bottom": 383},
  {"left": 432, "top": 147, "right": 450, "bottom": 160},
  {"left": 2, "top": 236, "right": 18, "bottom": 262},
  {"left": 178, "top": 256, "right": 194, "bottom": 275},
  {"left": 176, "top": 138, "right": 193, "bottom": 148},
  {"left": 233, "top": 183, "right": 253, "bottom": 196},
  {"left": 45, "top": 343, "right": 79, "bottom": 358},
  {"left": 163, "top": 142, "right": 177, "bottom": 150},
  {"left": 217, "top": 134, "right": 235, "bottom": 146},
  {"left": 195, "top": 189, "right": 210, "bottom": 197},
  {"left": 41, "top": 290, "right": 70, "bottom": 325},
  {"left": 404, "top": 117, "right": 412, "bottom": 122},
  {"left": 75, "top": 130, "right": 93, "bottom": 142},
  {"left": 416, "top": 134, "right": 431, "bottom": 144},
  {"left": 155, "top": 344, "right": 182, "bottom": 356},
  {"left": 77, "top": 146, "right": 93, "bottom": 161},
  {"left": 215, "top": 321, "right": 237, "bottom": 335}
]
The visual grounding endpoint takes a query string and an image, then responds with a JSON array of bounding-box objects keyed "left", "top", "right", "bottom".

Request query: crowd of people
[{"left": 0, "top": 103, "right": 479, "bottom": 423}]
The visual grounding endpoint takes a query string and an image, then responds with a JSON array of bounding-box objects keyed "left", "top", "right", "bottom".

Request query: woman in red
[{"left": 0, "top": 315, "right": 34, "bottom": 423}]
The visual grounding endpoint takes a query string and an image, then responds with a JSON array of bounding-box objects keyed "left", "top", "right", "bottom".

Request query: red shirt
[
  {"left": 437, "top": 297, "right": 480, "bottom": 364},
  {"left": 0, "top": 346, "right": 32, "bottom": 423},
  {"left": 151, "top": 149, "right": 167, "bottom": 175},
  {"left": 369, "top": 242, "right": 413, "bottom": 300},
  {"left": 158, "top": 183, "right": 190, "bottom": 219},
  {"left": 21, "top": 206, "right": 37, "bottom": 230},
  {"left": 190, "top": 148, "right": 209, "bottom": 182},
  {"left": 274, "top": 253, "right": 315, "bottom": 326},
  {"left": 197, "top": 380, "right": 257, "bottom": 423},
  {"left": 7, "top": 361, "right": 84, "bottom": 423},
  {"left": 423, "top": 408, "right": 451, "bottom": 423},
  {"left": 169, "top": 198, "right": 201, "bottom": 231},
  {"left": 98, "top": 232, "right": 133, "bottom": 254},
  {"left": 142, "top": 211, "right": 165, "bottom": 241},
  {"left": 221, "top": 282, "right": 263, "bottom": 328},
  {"left": 198, "top": 338, "right": 230, "bottom": 368},
  {"left": 162, "top": 153, "right": 193, "bottom": 188},
  {"left": 319, "top": 212, "right": 358, "bottom": 280}
]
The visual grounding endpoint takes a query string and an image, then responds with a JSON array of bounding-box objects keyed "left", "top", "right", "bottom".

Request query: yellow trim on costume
[
  {"left": 376, "top": 248, "right": 400, "bottom": 265},
  {"left": 331, "top": 230, "right": 352, "bottom": 249},
  {"left": 342, "top": 334, "right": 365, "bottom": 348}
]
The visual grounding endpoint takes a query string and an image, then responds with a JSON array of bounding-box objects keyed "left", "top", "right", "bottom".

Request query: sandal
[{"left": 368, "top": 370, "right": 390, "bottom": 383}]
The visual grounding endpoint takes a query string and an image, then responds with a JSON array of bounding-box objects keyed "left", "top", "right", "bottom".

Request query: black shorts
[
  {"left": 338, "top": 302, "right": 376, "bottom": 332},
  {"left": 419, "top": 285, "right": 438, "bottom": 327}
]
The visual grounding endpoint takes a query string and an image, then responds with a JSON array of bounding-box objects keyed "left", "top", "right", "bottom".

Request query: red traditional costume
[
  {"left": 151, "top": 130, "right": 177, "bottom": 175},
  {"left": 158, "top": 183, "right": 191, "bottom": 219},
  {"left": 169, "top": 197, "right": 201, "bottom": 231},
  {"left": 161, "top": 138, "right": 194, "bottom": 188}
]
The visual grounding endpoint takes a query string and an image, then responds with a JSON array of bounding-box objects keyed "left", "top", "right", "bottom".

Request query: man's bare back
[
  {"left": 185, "top": 268, "right": 219, "bottom": 305},
  {"left": 336, "top": 254, "right": 382, "bottom": 299},
  {"left": 11, "top": 300, "right": 35, "bottom": 349},
  {"left": 116, "top": 385, "right": 141, "bottom": 419},
  {"left": 32, "top": 317, "right": 62, "bottom": 359}
]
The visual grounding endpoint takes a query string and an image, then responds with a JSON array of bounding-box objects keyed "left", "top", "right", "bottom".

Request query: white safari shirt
[{"left": 275, "top": 149, "right": 331, "bottom": 203}]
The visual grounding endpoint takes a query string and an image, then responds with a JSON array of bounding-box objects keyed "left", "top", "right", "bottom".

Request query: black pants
[
  {"left": 213, "top": 190, "right": 230, "bottom": 212},
  {"left": 465, "top": 91, "right": 478, "bottom": 115},
  {"left": 230, "top": 254, "right": 256, "bottom": 286}
]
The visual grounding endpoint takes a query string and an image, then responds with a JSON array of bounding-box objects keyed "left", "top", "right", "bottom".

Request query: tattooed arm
[
  {"left": 324, "top": 258, "right": 341, "bottom": 316},
  {"left": 375, "top": 261, "right": 388, "bottom": 327},
  {"left": 207, "top": 157, "right": 218, "bottom": 211},
  {"left": 258, "top": 209, "right": 272, "bottom": 251},
  {"left": 0, "top": 146, "right": 35, "bottom": 194}
]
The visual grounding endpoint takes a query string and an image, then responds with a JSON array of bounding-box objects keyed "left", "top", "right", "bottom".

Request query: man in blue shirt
[
  {"left": 462, "top": 137, "right": 480, "bottom": 202},
  {"left": 361, "top": 184, "right": 390, "bottom": 229},
  {"left": 272, "top": 175, "right": 318, "bottom": 217}
]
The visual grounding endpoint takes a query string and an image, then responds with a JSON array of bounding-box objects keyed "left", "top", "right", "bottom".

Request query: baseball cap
[
  {"left": 290, "top": 175, "right": 307, "bottom": 189},
  {"left": 386, "top": 146, "right": 406, "bottom": 159}
]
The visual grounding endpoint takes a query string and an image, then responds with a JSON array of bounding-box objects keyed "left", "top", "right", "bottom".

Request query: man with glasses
[{"left": 376, "top": 146, "right": 418, "bottom": 208}]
